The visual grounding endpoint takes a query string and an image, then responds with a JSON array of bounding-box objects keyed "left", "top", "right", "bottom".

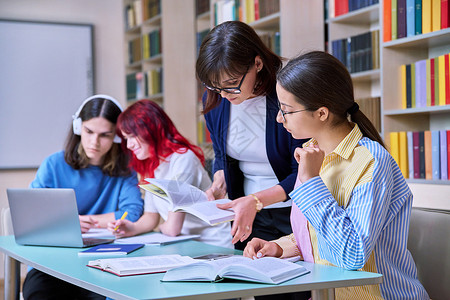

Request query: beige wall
[{"left": 0, "top": 0, "right": 125, "bottom": 280}]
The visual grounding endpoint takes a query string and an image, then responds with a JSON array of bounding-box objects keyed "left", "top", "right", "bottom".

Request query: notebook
[{"left": 6, "top": 188, "right": 115, "bottom": 248}]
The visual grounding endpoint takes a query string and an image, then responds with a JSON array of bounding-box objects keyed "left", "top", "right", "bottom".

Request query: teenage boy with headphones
[{"left": 22, "top": 95, "right": 143, "bottom": 300}]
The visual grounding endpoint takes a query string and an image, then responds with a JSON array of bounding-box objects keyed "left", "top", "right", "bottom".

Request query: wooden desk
[{"left": 0, "top": 235, "right": 382, "bottom": 300}]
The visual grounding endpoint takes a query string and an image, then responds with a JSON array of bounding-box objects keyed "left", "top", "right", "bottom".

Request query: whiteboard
[{"left": 0, "top": 20, "right": 94, "bottom": 169}]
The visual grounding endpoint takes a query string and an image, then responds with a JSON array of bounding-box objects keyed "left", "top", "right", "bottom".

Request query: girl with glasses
[{"left": 244, "top": 51, "right": 429, "bottom": 300}]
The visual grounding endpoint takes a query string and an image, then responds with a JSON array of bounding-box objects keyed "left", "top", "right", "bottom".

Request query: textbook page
[
  {"left": 174, "top": 198, "right": 234, "bottom": 225},
  {"left": 115, "top": 232, "right": 200, "bottom": 245},
  {"left": 144, "top": 178, "right": 208, "bottom": 208},
  {"left": 162, "top": 256, "right": 309, "bottom": 284}
]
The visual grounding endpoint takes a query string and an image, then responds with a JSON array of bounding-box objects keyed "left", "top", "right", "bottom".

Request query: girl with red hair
[{"left": 108, "top": 99, "right": 232, "bottom": 248}]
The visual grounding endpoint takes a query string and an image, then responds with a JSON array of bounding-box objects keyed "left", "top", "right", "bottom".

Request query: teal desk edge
[{"left": 0, "top": 235, "right": 382, "bottom": 300}]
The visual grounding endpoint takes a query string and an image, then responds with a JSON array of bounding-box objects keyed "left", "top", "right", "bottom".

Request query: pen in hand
[{"left": 114, "top": 211, "right": 128, "bottom": 231}]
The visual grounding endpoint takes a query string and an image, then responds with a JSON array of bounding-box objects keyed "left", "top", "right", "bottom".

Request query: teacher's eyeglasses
[
  {"left": 202, "top": 67, "right": 249, "bottom": 95},
  {"left": 278, "top": 101, "right": 308, "bottom": 122}
]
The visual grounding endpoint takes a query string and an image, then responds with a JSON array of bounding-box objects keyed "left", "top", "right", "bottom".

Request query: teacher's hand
[
  {"left": 205, "top": 170, "right": 227, "bottom": 201},
  {"left": 217, "top": 195, "right": 256, "bottom": 244}
]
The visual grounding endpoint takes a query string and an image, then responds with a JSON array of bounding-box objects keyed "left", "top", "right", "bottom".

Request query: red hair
[{"left": 117, "top": 100, "right": 205, "bottom": 181}]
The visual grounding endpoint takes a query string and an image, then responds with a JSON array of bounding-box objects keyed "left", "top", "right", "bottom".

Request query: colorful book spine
[
  {"left": 432, "top": 0, "right": 441, "bottom": 32},
  {"left": 411, "top": 63, "right": 416, "bottom": 107},
  {"left": 424, "top": 130, "right": 432, "bottom": 179},
  {"left": 446, "top": 54, "right": 450, "bottom": 105},
  {"left": 392, "top": 0, "right": 398, "bottom": 40},
  {"left": 443, "top": 0, "right": 450, "bottom": 28},
  {"left": 430, "top": 58, "right": 436, "bottom": 106},
  {"left": 413, "top": 131, "right": 421, "bottom": 178},
  {"left": 438, "top": 55, "right": 446, "bottom": 105},
  {"left": 398, "top": 0, "right": 407, "bottom": 38},
  {"left": 431, "top": 130, "right": 441, "bottom": 179},
  {"left": 399, "top": 131, "right": 409, "bottom": 178},
  {"left": 407, "top": 131, "right": 415, "bottom": 179},
  {"left": 419, "top": 131, "right": 426, "bottom": 179},
  {"left": 440, "top": 130, "right": 448, "bottom": 180},
  {"left": 422, "top": 0, "right": 432, "bottom": 33},
  {"left": 415, "top": 0, "right": 422, "bottom": 34},
  {"left": 415, "top": 60, "right": 427, "bottom": 107},
  {"left": 406, "top": 0, "right": 416, "bottom": 36},
  {"left": 390, "top": 132, "right": 400, "bottom": 166},
  {"left": 448, "top": 130, "right": 450, "bottom": 179},
  {"left": 406, "top": 64, "right": 412, "bottom": 108},
  {"left": 401, "top": 64, "right": 407, "bottom": 109},
  {"left": 384, "top": 0, "right": 392, "bottom": 41}
]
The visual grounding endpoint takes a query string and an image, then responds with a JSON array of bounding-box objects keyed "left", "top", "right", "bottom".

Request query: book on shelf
[
  {"left": 384, "top": 0, "right": 450, "bottom": 40},
  {"left": 391, "top": 130, "right": 450, "bottom": 181},
  {"left": 331, "top": 30, "right": 379, "bottom": 74},
  {"left": 424, "top": 130, "right": 432, "bottom": 179},
  {"left": 213, "top": 0, "right": 280, "bottom": 25},
  {"left": 162, "top": 256, "right": 310, "bottom": 284},
  {"left": 140, "top": 178, "right": 234, "bottom": 225},
  {"left": 431, "top": 130, "right": 441, "bottom": 180},
  {"left": 87, "top": 254, "right": 195, "bottom": 277},
  {"left": 401, "top": 53, "right": 450, "bottom": 108},
  {"left": 78, "top": 244, "right": 144, "bottom": 256},
  {"left": 115, "top": 232, "right": 200, "bottom": 245},
  {"left": 440, "top": 130, "right": 448, "bottom": 180},
  {"left": 399, "top": 131, "right": 409, "bottom": 178}
]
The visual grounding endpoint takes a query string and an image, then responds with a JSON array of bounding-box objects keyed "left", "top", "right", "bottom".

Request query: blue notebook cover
[{"left": 78, "top": 243, "right": 144, "bottom": 256}]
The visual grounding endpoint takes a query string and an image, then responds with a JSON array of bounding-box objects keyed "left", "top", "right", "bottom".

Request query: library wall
[{"left": 0, "top": 0, "right": 125, "bottom": 280}]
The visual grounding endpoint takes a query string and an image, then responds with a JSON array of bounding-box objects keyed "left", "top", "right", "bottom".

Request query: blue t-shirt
[{"left": 30, "top": 151, "right": 143, "bottom": 221}]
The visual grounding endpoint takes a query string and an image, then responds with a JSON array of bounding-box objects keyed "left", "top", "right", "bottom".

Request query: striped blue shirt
[{"left": 289, "top": 124, "right": 429, "bottom": 299}]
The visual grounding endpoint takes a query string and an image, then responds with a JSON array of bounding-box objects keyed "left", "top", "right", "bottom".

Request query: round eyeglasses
[{"left": 202, "top": 67, "right": 249, "bottom": 95}]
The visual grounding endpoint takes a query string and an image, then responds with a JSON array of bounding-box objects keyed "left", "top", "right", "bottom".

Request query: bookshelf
[
  {"left": 196, "top": 0, "right": 325, "bottom": 146},
  {"left": 123, "top": 0, "right": 198, "bottom": 143},
  {"left": 327, "top": 2, "right": 381, "bottom": 131},
  {"left": 194, "top": 0, "right": 325, "bottom": 176},
  {"left": 327, "top": 0, "right": 450, "bottom": 209}
]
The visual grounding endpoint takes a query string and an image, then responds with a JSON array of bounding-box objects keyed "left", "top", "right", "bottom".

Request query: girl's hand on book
[
  {"left": 243, "top": 237, "right": 283, "bottom": 259},
  {"left": 217, "top": 196, "right": 256, "bottom": 244},
  {"left": 205, "top": 170, "right": 227, "bottom": 201},
  {"left": 294, "top": 144, "right": 324, "bottom": 184}
]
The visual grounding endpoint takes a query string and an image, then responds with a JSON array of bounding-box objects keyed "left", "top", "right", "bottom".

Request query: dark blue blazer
[{"left": 203, "top": 88, "right": 308, "bottom": 200}]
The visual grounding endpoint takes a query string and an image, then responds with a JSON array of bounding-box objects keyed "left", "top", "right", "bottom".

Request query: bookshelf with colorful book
[
  {"left": 326, "top": 1, "right": 381, "bottom": 129},
  {"left": 123, "top": 0, "right": 199, "bottom": 144},
  {"left": 124, "top": 0, "right": 163, "bottom": 103},
  {"left": 326, "top": 1, "right": 450, "bottom": 210},
  {"left": 382, "top": 0, "right": 450, "bottom": 210}
]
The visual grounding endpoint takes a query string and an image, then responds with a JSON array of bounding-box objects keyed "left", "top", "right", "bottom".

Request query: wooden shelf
[
  {"left": 383, "top": 28, "right": 450, "bottom": 49},
  {"left": 384, "top": 106, "right": 450, "bottom": 116},
  {"left": 328, "top": 4, "right": 379, "bottom": 25}
]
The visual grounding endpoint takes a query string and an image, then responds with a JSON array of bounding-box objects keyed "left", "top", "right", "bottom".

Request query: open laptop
[{"left": 6, "top": 188, "right": 115, "bottom": 248}]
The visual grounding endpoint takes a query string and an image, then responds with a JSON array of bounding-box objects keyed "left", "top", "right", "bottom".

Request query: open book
[
  {"left": 87, "top": 254, "right": 195, "bottom": 277},
  {"left": 162, "top": 256, "right": 310, "bottom": 284},
  {"left": 140, "top": 178, "right": 235, "bottom": 225}
]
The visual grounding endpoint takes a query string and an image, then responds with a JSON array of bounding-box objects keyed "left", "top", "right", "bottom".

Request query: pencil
[{"left": 114, "top": 211, "right": 128, "bottom": 231}]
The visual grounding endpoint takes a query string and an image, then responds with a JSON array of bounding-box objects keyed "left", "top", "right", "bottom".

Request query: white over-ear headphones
[{"left": 72, "top": 94, "right": 123, "bottom": 143}]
